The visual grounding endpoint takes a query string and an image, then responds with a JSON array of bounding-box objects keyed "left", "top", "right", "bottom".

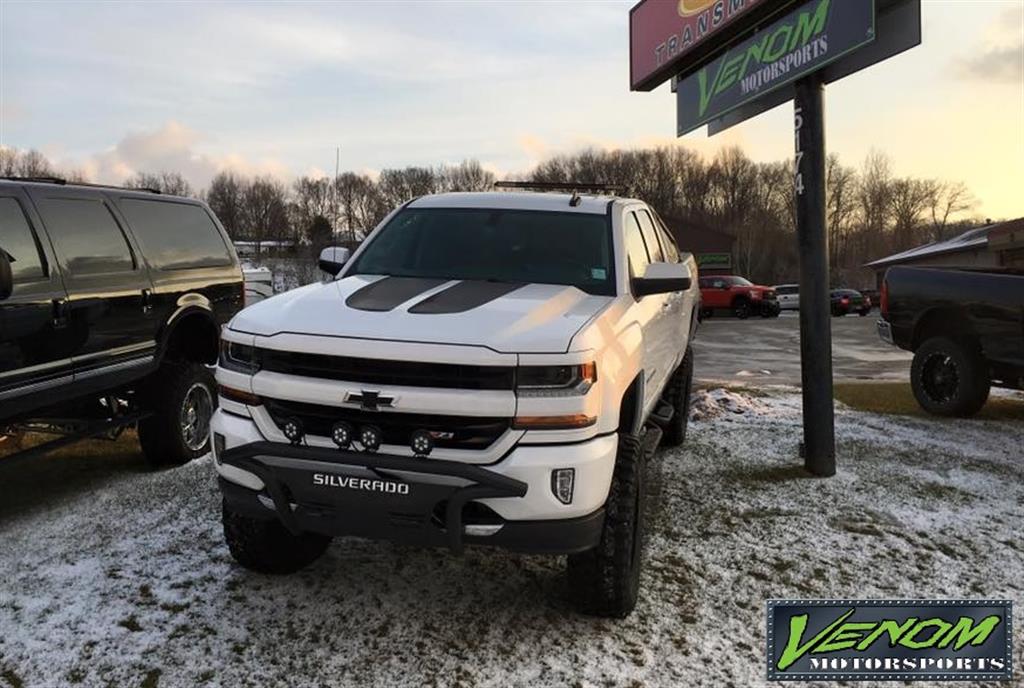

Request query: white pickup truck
[{"left": 212, "top": 187, "right": 699, "bottom": 617}]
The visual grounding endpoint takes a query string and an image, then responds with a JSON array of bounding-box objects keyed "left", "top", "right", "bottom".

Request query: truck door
[
  {"left": 624, "top": 210, "right": 671, "bottom": 413},
  {"left": 0, "top": 188, "right": 74, "bottom": 406},
  {"left": 28, "top": 188, "right": 156, "bottom": 380}
]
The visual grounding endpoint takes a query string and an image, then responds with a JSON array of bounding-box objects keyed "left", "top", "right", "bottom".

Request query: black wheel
[
  {"left": 661, "top": 347, "right": 693, "bottom": 447},
  {"left": 222, "top": 500, "right": 331, "bottom": 574},
  {"left": 567, "top": 433, "right": 646, "bottom": 618},
  {"left": 911, "top": 337, "right": 990, "bottom": 417},
  {"left": 138, "top": 361, "right": 216, "bottom": 466},
  {"left": 733, "top": 300, "right": 750, "bottom": 319}
]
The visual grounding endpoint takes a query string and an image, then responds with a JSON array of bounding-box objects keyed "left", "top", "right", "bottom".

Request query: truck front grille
[
  {"left": 256, "top": 349, "right": 514, "bottom": 391},
  {"left": 263, "top": 398, "right": 510, "bottom": 450}
]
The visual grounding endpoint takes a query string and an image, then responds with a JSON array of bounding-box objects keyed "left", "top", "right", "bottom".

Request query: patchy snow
[{"left": 1, "top": 389, "right": 1021, "bottom": 687}]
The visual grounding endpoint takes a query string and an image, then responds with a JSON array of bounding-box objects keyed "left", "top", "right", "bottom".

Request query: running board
[
  {"left": 641, "top": 424, "right": 663, "bottom": 458},
  {"left": 648, "top": 400, "right": 675, "bottom": 429}
]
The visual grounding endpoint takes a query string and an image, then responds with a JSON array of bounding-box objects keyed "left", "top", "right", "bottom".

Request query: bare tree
[
  {"left": 206, "top": 172, "right": 246, "bottom": 238},
  {"left": 927, "top": 180, "right": 975, "bottom": 241},
  {"left": 242, "top": 177, "right": 290, "bottom": 252},
  {"left": 438, "top": 160, "right": 495, "bottom": 192},
  {"left": 124, "top": 171, "right": 194, "bottom": 197}
]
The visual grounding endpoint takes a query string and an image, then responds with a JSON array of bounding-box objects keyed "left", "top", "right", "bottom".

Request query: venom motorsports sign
[
  {"left": 767, "top": 600, "right": 1013, "bottom": 681},
  {"left": 629, "top": 0, "right": 769, "bottom": 91},
  {"left": 677, "top": 0, "right": 875, "bottom": 135}
]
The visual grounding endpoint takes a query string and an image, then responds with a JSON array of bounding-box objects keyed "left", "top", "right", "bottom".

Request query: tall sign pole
[
  {"left": 793, "top": 74, "right": 835, "bottom": 476},
  {"left": 631, "top": 0, "right": 920, "bottom": 478}
]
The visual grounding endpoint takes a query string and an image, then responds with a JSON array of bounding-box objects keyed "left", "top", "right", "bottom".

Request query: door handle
[
  {"left": 51, "top": 298, "right": 68, "bottom": 328},
  {"left": 141, "top": 288, "right": 153, "bottom": 314}
]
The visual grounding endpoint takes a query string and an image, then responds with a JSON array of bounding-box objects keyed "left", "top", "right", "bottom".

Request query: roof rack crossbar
[{"left": 494, "top": 181, "right": 624, "bottom": 195}]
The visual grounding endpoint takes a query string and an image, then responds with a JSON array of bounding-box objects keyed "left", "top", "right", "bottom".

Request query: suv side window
[
  {"left": 635, "top": 210, "right": 664, "bottom": 263},
  {"left": 119, "top": 199, "right": 232, "bottom": 270},
  {"left": 35, "top": 198, "right": 135, "bottom": 275},
  {"left": 0, "top": 197, "right": 46, "bottom": 282},
  {"left": 624, "top": 212, "right": 650, "bottom": 279}
]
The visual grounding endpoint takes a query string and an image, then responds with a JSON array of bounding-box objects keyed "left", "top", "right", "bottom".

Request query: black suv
[{"left": 1, "top": 178, "right": 243, "bottom": 466}]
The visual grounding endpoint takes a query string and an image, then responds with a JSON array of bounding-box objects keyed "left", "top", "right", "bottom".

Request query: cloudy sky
[{"left": 0, "top": 0, "right": 1021, "bottom": 217}]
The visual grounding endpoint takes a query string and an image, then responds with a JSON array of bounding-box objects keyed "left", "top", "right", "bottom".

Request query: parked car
[
  {"left": 774, "top": 283, "right": 799, "bottom": 310},
  {"left": 212, "top": 187, "right": 700, "bottom": 617},
  {"left": 830, "top": 288, "right": 871, "bottom": 316},
  {"left": 878, "top": 266, "right": 1024, "bottom": 416},
  {"left": 698, "top": 275, "right": 780, "bottom": 319},
  {"left": 0, "top": 177, "right": 244, "bottom": 465}
]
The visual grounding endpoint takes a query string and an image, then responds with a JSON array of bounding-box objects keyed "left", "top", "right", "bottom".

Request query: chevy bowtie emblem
[{"left": 344, "top": 390, "right": 395, "bottom": 411}]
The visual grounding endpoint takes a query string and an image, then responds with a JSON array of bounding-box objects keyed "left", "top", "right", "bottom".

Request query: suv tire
[
  {"left": 139, "top": 361, "right": 217, "bottom": 467},
  {"left": 222, "top": 500, "right": 332, "bottom": 574},
  {"left": 911, "top": 336, "right": 990, "bottom": 417},
  {"left": 733, "top": 299, "right": 750, "bottom": 319},
  {"left": 567, "top": 433, "right": 645, "bottom": 618},
  {"left": 660, "top": 348, "right": 693, "bottom": 447}
]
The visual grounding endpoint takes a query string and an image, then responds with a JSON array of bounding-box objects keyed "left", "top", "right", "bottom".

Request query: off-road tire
[
  {"left": 660, "top": 348, "right": 693, "bottom": 447},
  {"left": 567, "top": 433, "right": 646, "bottom": 618},
  {"left": 139, "top": 361, "right": 216, "bottom": 467},
  {"left": 733, "top": 299, "right": 750, "bottom": 319},
  {"left": 222, "top": 500, "right": 332, "bottom": 574},
  {"left": 911, "top": 336, "right": 990, "bottom": 417}
]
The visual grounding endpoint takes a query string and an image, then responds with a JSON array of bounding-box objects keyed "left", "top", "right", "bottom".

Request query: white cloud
[{"left": 65, "top": 122, "right": 290, "bottom": 189}]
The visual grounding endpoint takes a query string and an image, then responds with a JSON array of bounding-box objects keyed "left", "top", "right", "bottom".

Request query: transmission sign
[{"left": 676, "top": 0, "right": 875, "bottom": 135}]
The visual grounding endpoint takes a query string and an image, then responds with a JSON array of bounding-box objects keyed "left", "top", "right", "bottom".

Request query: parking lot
[
  {"left": 1, "top": 385, "right": 1021, "bottom": 687},
  {"left": 694, "top": 311, "right": 912, "bottom": 383}
]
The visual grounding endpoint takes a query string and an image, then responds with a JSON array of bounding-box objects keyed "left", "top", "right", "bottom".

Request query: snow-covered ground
[{"left": 1, "top": 388, "right": 1021, "bottom": 687}]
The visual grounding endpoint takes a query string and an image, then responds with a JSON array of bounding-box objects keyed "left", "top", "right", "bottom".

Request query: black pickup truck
[
  {"left": 1, "top": 178, "right": 243, "bottom": 465},
  {"left": 877, "top": 265, "right": 1024, "bottom": 416}
]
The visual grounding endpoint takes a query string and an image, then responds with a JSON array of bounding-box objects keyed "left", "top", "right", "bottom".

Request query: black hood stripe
[
  {"left": 345, "top": 277, "right": 447, "bottom": 312},
  {"left": 408, "top": 280, "right": 525, "bottom": 314}
]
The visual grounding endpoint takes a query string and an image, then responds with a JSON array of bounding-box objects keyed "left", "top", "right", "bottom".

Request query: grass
[{"left": 833, "top": 381, "right": 1024, "bottom": 419}]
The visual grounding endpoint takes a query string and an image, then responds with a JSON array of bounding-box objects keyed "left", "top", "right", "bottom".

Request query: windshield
[
  {"left": 725, "top": 276, "right": 753, "bottom": 286},
  {"left": 348, "top": 208, "right": 615, "bottom": 296}
]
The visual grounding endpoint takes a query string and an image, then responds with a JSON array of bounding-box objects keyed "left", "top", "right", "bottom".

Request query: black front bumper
[{"left": 218, "top": 441, "right": 604, "bottom": 555}]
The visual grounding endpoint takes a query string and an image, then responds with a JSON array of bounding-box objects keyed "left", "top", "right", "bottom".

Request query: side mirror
[
  {"left": 633, "top": 262, "right": 692, "bottom": 297},
  {"left": 0, "top": 248, "right": 12, "bottom": 300},
  {"left": 318, "top": 246, "right": 351, "bottom": 276}
]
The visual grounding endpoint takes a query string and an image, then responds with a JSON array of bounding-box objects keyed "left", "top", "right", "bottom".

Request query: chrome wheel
[
  {"left": 180, "top": 382, "right": 213, "bottom": 451},
  {"left": 921, "top": 353, "right": 959, "bottom": 404}
]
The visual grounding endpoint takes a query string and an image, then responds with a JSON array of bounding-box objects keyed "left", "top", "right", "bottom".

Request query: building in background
[
  {"left": 662, "top": 218, "right": 736, "bottom": 276},
  {"left": 865, "top": 217, "right": 1024, "bottom": 287}
]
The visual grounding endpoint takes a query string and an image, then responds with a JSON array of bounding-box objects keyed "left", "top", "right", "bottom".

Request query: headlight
[
  {"left": 516, "top": 362, "right": 596, "bottom": 397},
  {"left": 750, "top": 290, "right": 762, "bottom": 299},
  {"left": 219, "top": 340, "right": 259, "bottom": 374}
]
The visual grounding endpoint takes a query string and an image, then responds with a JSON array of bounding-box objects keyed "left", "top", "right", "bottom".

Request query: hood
[{"left": 229, "top": 275, "right": 613, "bottom": 353}]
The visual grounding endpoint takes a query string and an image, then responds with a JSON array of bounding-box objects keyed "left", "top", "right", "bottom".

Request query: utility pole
[
  {"left": 793, "top": 73, "right": 836, "bottom": 477},
  {"left": 333, "top": 146, "right": 340, "bottom": 246}
]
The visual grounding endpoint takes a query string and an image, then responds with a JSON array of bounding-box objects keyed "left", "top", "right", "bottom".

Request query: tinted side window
[
  {"left": 656, "top": 225, "right": 680, "bottom": 262},
  {"left": 120, "top": 199, "right": 232, "bottom": 270},
  {"left": 0, "top": 198, "right": 45, "bottom": 282},
  {"left": 35, "top": 198, "right": 134, "bottom": 275},
  {"left": 624, "top": 212, "right": 650, "bottom": 279},
  {"left": 636, "top": 210, "right": 664, "bottom": 263},
  {"left": 649, "top": 211, "right": 681, "bottom": 263}
]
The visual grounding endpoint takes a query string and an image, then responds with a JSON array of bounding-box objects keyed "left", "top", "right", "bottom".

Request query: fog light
[
  {"left": 281, "top": 417, "right": 304, "bottom": 445},
  {"left": 410, "top": 429, "right": 434, "bottom": 457},
  {"left": 359, "top": 425, "right": 382, "bottom": 452},
  {"left": 213, "top": 432, "right": 226, "bottom": 460},
  {"left": 551, "top": 468, "right": 575, "bottom": 505},
  {"left": 331, "top": 421, "right": 354, "bottom": 449}
]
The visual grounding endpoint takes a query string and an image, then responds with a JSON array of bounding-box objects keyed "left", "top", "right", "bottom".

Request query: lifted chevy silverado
[{"left": 213, "top": 188, "right": 699, "bottom": 617}]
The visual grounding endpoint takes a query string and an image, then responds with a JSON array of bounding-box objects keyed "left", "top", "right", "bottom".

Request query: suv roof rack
[
  {"left": 0, "top": 176, "right": 162, "bottom": 194},
  {"left": 493, "top": 181, "right": 624, "bottom": 207}
]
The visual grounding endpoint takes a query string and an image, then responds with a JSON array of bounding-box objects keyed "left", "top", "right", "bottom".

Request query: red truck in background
[{"left": 698, "top": 275, "right": 780, "bottom": 319}]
